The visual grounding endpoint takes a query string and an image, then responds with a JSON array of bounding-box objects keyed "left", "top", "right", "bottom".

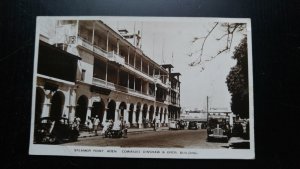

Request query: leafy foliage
[{"left": 226, "top": 37, "right": 249, "bottom": 118}]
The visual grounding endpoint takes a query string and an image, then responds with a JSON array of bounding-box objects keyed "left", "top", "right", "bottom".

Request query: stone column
[
  {"left": 115, "top": 101, "right": 121, "bottom": 122},
  {"left": 41, "top": 90, "right": 52, "bottom": 118},
  {"left": 85, "top": 98, "right": 93, "bottom": 123},
  {"left": 161, "top": 112, "right": 165, "bottom": 127},
  {"left": 68, "top": 87, "right": 77, "bottom": 123},
  {"left": 102, "top": 108, "right": 108, "bottom": 126},
  {"left": 68, "top": 106, "right": 76, "bottom": 124},
  {"left": 86, "top": 106, "right": 92, "bottom": 123},
  {"left": 125, "top": 103, "right": 130, "bottom": 125},
  {"left": 115, "top": 109, "right": 120, "bottom": 122},
  {"left": 165, "top": 111, "right": 169, "bottom": 124},
  {"left": 146, "top": 107, "right": 150, "bottom": 128},
  {"left": 138, "top": 105, "right": 143, "bottom": 128},
  {"left": 132, "top": 105, "right": 136, "bottom": 127}
]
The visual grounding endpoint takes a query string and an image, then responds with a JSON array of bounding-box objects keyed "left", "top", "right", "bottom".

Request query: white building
[{"left": 34, "top": 19, "right": 181, "bottom": 131}]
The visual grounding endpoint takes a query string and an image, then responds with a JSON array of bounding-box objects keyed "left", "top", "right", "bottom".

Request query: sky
[
  {"left": 99, "top": 17, "right": 248, "bottom": 112},
  {"left": 39, "top": 17, "right": 248, "bottom": 111}
]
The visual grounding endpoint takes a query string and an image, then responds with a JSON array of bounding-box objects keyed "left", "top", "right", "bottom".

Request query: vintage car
[
  {"left": 231, "top": 122, "right": 244, "bottom": 137},
  {"left": 169, "top": 120, "right": 186, "bottom": 130},
  {"left": 188, "top": 121, "right": 199, "bottom": 130},
  {"left": 34, "top": 117, "right": 79, "bottom": 144},
  {"left": 207, "top": 117, "right": 231, "bottom": 142}
]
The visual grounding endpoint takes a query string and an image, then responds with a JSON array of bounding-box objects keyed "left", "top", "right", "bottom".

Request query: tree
[
  {"left": 188, "top": 23, "right": 249, "bottom": 118},
  {"left": 226, "top": 37, "right": 249, "bottom": 119}
]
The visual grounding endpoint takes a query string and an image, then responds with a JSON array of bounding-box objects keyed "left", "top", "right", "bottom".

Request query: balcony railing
[
  {"left": 93, "top": 77, "right": 106, "bottom": 86},
  {"left": 77, "top": 36, "right": 171, "bottom": 90},
  {"left": 107, "top": 51, "right": 125, "bottom": 64},
  {"left": 93, "top": 45, "right": 107, "bottom": 57},
  {"left": 77, "top": 36, "right": 93, "bottom": 51},
  {"left": 92, "top": 77, "right": 155, "bottom": 101}
]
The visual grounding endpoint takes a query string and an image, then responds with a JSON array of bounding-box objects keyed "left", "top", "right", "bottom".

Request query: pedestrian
[
  {"left": 86, "top": 116, "right": 93, "bottom": 133},
  {"left": 73, "top": 116, "right": 81, "bottom": 131},
  {"left": 153, "top": 117, "right": 156, "bottom": 131},
  {"left": 122, "top": 120, "right": 128, "bottom": 138},
  {"left": 93, "top": 115, "right": 100, "bottom": 136},
  {"left": 142, "top": 117, "right": 147, "bottom": 128}
]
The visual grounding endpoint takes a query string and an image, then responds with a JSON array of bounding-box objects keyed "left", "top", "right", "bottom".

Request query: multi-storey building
[{"left": 34, "top": 19, "right": 181, "bottom": 130}]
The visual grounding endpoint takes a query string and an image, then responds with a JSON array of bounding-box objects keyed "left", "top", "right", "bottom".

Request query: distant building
[
  {"left": 183, "top": 110, "right": 207, "bottom": 122},
  {"left": 208, "top": 110, "right": 234, "bottom": 126},
  {"left": 34, "top": 19, "right": 181, "bottom": 130}
]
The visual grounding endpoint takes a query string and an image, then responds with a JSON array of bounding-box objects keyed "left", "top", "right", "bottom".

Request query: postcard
[{"left": 29, "top": 16, "right": 254, "bottom": 159}]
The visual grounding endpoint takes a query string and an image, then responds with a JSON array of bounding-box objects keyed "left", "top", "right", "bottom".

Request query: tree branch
[{"left": 188, "top": 22, "right": 246, "bottom": 70}]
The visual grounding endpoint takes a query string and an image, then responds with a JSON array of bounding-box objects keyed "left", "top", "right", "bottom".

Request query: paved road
[{"left": 63, "top": 129, "right": 230, "bottom": 149}]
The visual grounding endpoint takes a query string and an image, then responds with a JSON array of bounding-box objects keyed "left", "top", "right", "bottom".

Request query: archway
[
  {"left": 164, "top": 108, "right": 167, "bottom": 123},
  {"left": 75, "top": 95, "right": 88, "bottom": 124},
  {"left": 35, "top": 87, "right": 45, "bottom": 124},
  {"left": 91, "top": 99, "right": 105, "bottom": 123},
  {"left": 50, "top": 91, "right": 65, "bottom": 122},
  {"left": 128, "top": 103, "right": 134, "bottom": 124},
  {"left": 155, "top": 106, "right": 159, "bottom": 117},
  {"left": 149, "top": 105, "right": 154, "bottom": 121},
  {"left": 160, "top": 107, "right": 163, "bottom": 122},
  {"left": 107, "top": 100, "right": 116, "bottom": 121},
  {"left": 142, "top": 104, "right": 148, "bottom": 119},
  {"left": 135, "top": 102, "right": 141, "bottom": 123},
  {"left": 119, "top": 102, "right": 127, "bottom": 119}
]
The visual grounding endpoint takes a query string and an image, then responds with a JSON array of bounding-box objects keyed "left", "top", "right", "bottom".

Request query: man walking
[
  {"left": 93, "top": 115, "right": 100, "bottom": 136},
  {"left": 153, "top": 117, "right": 156, "bottom": 131}
]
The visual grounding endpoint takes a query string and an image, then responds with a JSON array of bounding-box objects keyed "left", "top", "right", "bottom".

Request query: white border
[{"left": 29, "top": 16, "right": 254, "bottom": 159}]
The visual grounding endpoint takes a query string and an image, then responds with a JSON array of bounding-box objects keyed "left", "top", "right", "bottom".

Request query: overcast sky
[
  {"left": 99, "top": 17, "right": 248, "bottom": 111},
  {"left": 39, "top": 17, "right": 248, "bottom": 111}
]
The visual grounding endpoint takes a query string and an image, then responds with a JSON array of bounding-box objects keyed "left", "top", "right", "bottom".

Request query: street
[{"left": 63, "top": 129, "right": 231, "bottom": 149}]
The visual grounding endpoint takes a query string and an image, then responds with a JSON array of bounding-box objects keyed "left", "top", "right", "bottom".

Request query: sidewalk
[
  {"left": 228, "top": 137, "right": 250, "bottom": 149},
  {"left": 78, "top": 127, "right": 169, "bottom": 138}
]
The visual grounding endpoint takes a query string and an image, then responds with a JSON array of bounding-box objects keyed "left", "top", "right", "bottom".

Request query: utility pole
[{"left": 206, "top": 96, "right": 209, "bottom": 124}]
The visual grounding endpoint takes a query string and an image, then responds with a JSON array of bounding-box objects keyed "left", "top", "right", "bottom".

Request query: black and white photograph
[{"left": 29, "top": 16, "right": 254, "bottom": 159}]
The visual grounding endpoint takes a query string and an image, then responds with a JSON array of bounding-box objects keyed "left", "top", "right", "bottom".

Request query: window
[{"left": 81, "top": 69, "right": 86, "bottom": 81}]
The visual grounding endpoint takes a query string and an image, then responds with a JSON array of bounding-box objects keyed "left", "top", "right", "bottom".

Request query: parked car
[
  {"left": 34, "top": 117, "right": 79, "bottom": 144},
  {"left": 231, "top": 122, "right": 244, "bottom": 137},
  {"left": 207, "top": 117, "right": 231, "bottom": 142},
  {"left": 188, "top": 121, "right": 199, "bottom": 130},
  {"left": 169, "top": 120, "right": 186, "bottom": 130},
  {"left": 169, "top": 120, "right": 179, "bottom": 130}
]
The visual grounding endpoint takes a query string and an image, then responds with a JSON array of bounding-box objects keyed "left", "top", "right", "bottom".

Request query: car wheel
[
  {"left": 49, "top": 136, "right": 57, "bottom": 144},
  {"left": 224, "top": 137, "right": 229, "bottom": 143},
  {"left": 70, "top": 135, "right": 78, "bottom": 141}
]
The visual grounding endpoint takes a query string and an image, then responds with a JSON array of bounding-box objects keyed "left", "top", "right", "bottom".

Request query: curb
[{"left": 78, "top": 127, "right": 169, "bottom": 138}]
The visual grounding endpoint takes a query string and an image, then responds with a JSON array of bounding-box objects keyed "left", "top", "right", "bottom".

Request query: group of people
[
  {"left": 76, "top": 116, "right": 161, "bottom": 136},
  {"left": 86, "top": 115, "right": 100, "bottom": 135},
  {"left": 85, "top": 116, "right": 128, "bottom": 137}
]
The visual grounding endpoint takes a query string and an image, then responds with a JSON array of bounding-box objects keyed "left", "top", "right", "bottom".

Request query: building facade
[{"left": 34, "top": 19, "right": 181, "bottom": 130}]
